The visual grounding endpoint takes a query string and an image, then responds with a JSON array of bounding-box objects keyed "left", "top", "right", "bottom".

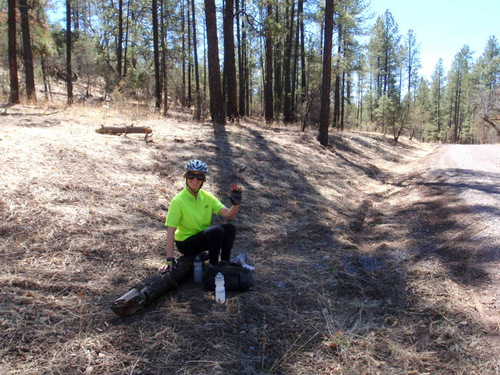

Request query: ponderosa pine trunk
[
  {"left": 264, "top": 3, "right": 273, "bottom": 123},
  {"left": 223, "top": 0, "right": 239, "bottom": 121},
  {"left": 66, "top": 0, "right": 73, "bottom": 104},
  {"left": 299, "top": 0, "right": 306, "bottom": 103},
  {"left": 283, "top": 0, "right": 295, "bottom": 123},
  {"left": 20, "top": 0, "right": 36, "bottom": 101},
  {"left": 191, "top": 0, "right": 201, "bottom": 120},
  {"left": 318, "top": 0, "right": 334, "bottom": 147},
  {"left": 236, "top": 0, "right": 246, "bottom": 117},
  {"left": 152, "top": 0, "right": 161, "bottom": 110},
  {"left": 117, "top": 0, "right": 123, "bottom": 77},
  {"left": 8, "top": 0, "right": 20, "bottom": 104},
  {"left": 204, "top": 0, "right": 226, "bottom": 129}
]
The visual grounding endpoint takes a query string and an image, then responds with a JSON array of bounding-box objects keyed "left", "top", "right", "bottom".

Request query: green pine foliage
[{"left": 0, "top": 0, "right": 497, "bottom": 143}]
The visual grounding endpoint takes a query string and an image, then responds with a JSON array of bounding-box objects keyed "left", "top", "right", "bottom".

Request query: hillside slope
[{"left": 1, "top": 104, "right": 496, "bottom": 374}]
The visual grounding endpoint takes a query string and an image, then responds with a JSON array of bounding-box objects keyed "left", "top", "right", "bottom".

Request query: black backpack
[{"left": 203, "top": 263, "right": 254, "bottom": 291}]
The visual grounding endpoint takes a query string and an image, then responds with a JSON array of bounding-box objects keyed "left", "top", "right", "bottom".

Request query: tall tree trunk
[
  {"left": 20, "top": 0, "right": 36, "bottom": 101},
  {"left": 160, "top": 0, "right": 168, "bottom": 115},
  {"left": 191, "top": 0, "right": 201, "bottom": 120},
  {"left": 204, "top": 0, "right": 226, "bottom": 129},
  {"left": 437, "top": 77, "right": 441, "bottom": 135},
  {"left": 318, "top": 0, "right": 334, "bottom": 147},
  {"left": 333, "top": 71, "right": 340, "bottom": 126},
  {"left": 181, "top": 0, "right": 186, "bottom": 106},
  {"left": 273, "top": 8, "right": 282, "bottom": 115},
  {"left": 41, "top": 55, "right": 50, "bottom": 100},
  {"left": 299, "top": 0, "right": 306, "bottom": 103},
  {"left": 333, "top": 24, "right": 342, "bottom": 128},
  {"left": 8, "top": 0, "right": 20, "bottom": 104},
  {"left": 291, "top": 3, "right": 300, "bottom": 115},
  {"left": 264, "top": 3, "right": 274, "bottom": 123},
  {"left": 340, "top": 70, "right": 345, "bottom": 131},
  {"left": 236, "top": 0, "right": 246, "bottom": 116},
  {"left": 283, "top": 0, "right": 295, "bottom": 123},
  {"left": 223, "top": 0, "right": 239, "bottom": 121},
  {"left": 123, "top": 0, "right": 130, "bottom": 77},
  {"left": 117, "top": 0, "right": 123, "bottom": 77},
  {"left": 187, "top": 6, "right": 192, "bottom": 107},
  {"left": 66, "top": 0, "right": 73, "bottom": 104},
  {"left": 152, "top": 0, "right": 161, "bottom": 109}
]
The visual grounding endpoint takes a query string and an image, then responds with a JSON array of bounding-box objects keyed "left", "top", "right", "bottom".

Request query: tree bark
[
  {"left": 66, "top": 0, "right": 73, "bottom": 104},
  {"left": 318, "top": 0, "right": 334, "bottom": 147},
  {"left": 236, "top": 0, "right": 246, "bottom": 117},
  {"left": 152, "top": 0, "right": 161, "bottom": 110},
  {"left": 8, "top": 0, "right": 20, "bottom": 104},
  {"left": 264, "top": 3, "right": 274, "bottom": 123},
  {"left": 299, "top": 0, "right": 306, "bottom": 103},
  {"left": 223, "top": 0, "right": 239, "bottom": 121},
  {"left": 160, "top": 0, "right": 168, "bottom": 115},
  {"left": 95, "top": 126, "right": 153, "bottom": 135},
  {"left": 273, "top": 8, "right": 282, "bottom": 115},
  {"left": 283, "top": 0, "right": 295, "bottom": 123},
  {"left": 123, "top": 0, "right": 130, "bottom": 77},
  {"left": 117, "top": 0, "right": 123, "bottom": 77},
  {"left": 20, "top": 0, "right": 36, "bottom": 101},
  {"left": 181, "top": 0, "right": 186, "bottom": 106},
  {"left": 191, "top": 0, "right": 201, "bottom": 120},
  {"left": 187, "top": 6, "right": 192, "bottom": 107},
  {"left": 204, "top": 0, "right": 226, "bottom": 129},
  {"left": 110, "top": 255, "right": 196, "bottom": 317}
]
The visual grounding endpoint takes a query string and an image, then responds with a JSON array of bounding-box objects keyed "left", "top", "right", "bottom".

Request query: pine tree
[
  {"left": 205, "top": 0, "right": 226, "bottom": 128},
  {"left": 318, "top": 0, "right": 334, "bottom": 146},
  {"left": 430, "top": 59, "right": 446, "bottom": 141},
  {"left": 446, "top": 46, "right": 473, "bottom": 143},
  {"left": 8, "top": 0, "right": 20, "bottom": 104}
]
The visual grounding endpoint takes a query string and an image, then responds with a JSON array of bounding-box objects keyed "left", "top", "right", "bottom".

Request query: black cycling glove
[{"left": 229, "top": 190, "right": 242, "bottom": 205}]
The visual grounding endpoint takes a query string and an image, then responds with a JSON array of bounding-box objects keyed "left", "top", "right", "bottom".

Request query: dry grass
[{"left": 0, "top": 100, "right": 498, "bottom": 374}]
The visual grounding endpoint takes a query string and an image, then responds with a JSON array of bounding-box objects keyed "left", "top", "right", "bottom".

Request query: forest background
[{"left": 1, "top": 0, "right": 499, "bottom": 144}]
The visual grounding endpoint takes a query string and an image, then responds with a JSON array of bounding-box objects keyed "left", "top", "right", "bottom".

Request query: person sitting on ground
[{"left": 161, "top": 159, "right": 243, "bottom": 271}]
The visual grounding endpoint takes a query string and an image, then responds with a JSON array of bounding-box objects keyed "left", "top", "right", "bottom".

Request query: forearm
[
  {"left": 227, "top": 205, "right": 240, "bottom": 219},
  {"left": 220, "top": 205, "right": 240, "bottom": 219},
  {"left": 165, "top": 226, "right": 176, "bottom": 258}
]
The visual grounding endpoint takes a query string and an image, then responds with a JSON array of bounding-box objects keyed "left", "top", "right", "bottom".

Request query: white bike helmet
[{"left": 185, "top": 159, "right": 209, "bottom": 173}]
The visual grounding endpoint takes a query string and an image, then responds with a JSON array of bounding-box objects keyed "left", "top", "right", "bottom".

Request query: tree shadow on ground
[{"left": 111, "top": 122, "right": 408, "bottom": 374}]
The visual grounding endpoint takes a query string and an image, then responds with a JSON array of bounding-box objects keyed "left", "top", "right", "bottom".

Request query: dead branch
[{"left": 480, "top": 115, "right": 500, "bottom": 137}]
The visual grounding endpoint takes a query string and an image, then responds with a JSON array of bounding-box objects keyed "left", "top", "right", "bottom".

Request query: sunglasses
[{"left": 186, "top": 172, "right": 206, "bottom": 181}]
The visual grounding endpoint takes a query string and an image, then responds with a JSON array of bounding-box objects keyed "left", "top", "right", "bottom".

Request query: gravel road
[
  {"left": 430, "top": 144, "right": 500, "bottom": 256},
  {"left": 425, "top": 144, "right": 500, "bottom": 332}
]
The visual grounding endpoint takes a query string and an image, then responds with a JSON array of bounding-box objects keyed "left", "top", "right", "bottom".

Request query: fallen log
[
  {"left": 95, "top": 125, "right": 153, "bottom": 141},
  {"left": 110, "top": 255, "right": 197, "bottom": 317}
]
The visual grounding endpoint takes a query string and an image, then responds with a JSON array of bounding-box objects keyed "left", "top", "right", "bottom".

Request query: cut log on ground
[
  {"left": 110, "top": 255, "right": 197, "bottom": 317},
  {"left": 95, "top": 125, "right": 153, "bottom": 142}
]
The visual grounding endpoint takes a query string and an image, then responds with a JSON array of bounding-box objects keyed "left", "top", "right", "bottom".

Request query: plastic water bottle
[
  {"left": 194, "top": 255, "right": 202, "bottom": 283},
  {"left": 215, "top": 272, "right": 225, "bottom": 303}
]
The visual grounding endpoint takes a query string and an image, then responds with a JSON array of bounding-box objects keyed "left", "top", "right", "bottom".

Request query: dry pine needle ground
[{"left": 0, "top": 103, "right": 498, "bottom": 374}]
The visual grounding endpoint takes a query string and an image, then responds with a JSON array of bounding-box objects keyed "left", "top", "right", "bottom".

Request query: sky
[{"left": 368, "top": 0, "right": 499, "bottom": 80}]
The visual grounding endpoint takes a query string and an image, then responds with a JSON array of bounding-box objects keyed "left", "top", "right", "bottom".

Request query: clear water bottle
[
  {"left": 194, "top": 255, "right": 202, "bottom": 283},
  {"left": 215, "top": 272, "right": 225, "bottom": 303}
]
